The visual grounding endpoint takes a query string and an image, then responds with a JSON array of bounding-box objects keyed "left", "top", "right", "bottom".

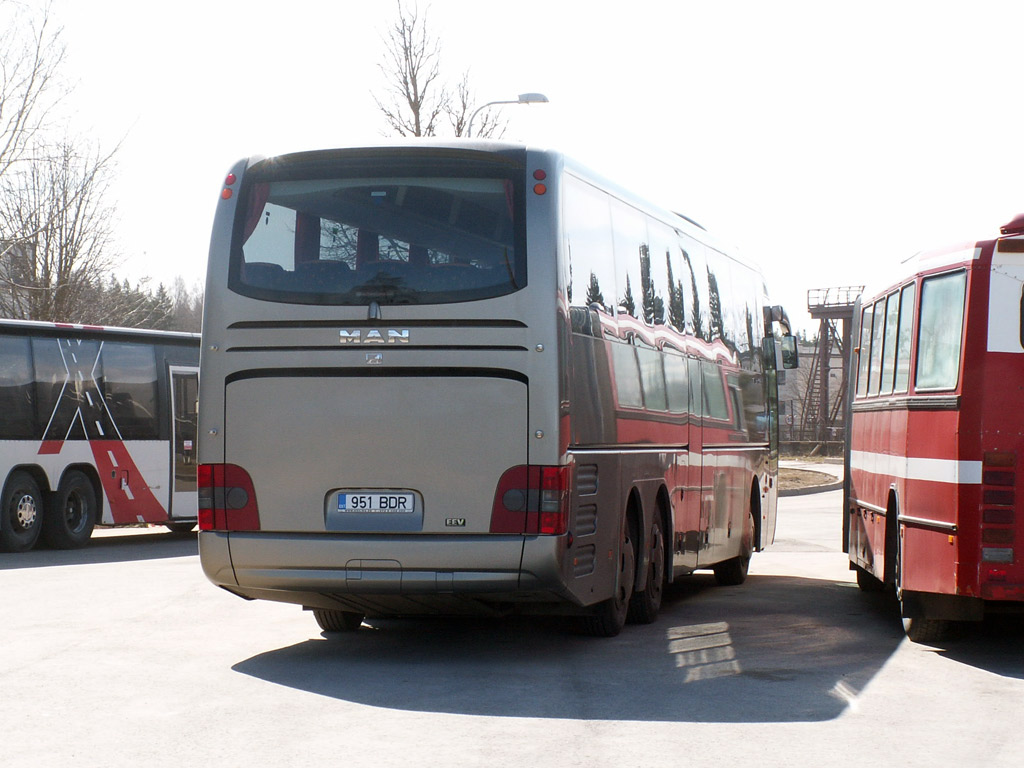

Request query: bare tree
[
  {"left": 0, "top": 137, "right": 120, "bottom": 322},
  {"left": 374, "top": 1, "right": 504, "bottom": 138},
  {"left": 447, "top": 71, "right": 504, "bottom": 138},
  {"left": 0, "top": 1, "right": 66, "bottom": 181}
]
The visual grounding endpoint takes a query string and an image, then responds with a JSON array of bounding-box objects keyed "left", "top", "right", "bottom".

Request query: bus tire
[
  {"left": 713, "top": 508, "right": 754, "bottom": 586},
  {"left": 1, "top": 470, "right": 44, "bottom": 552},
  {"left": 627, "top": 513, "right": 665, "bottom": 624},
  {"left": 901, "top": 613, "right": 950, "bottom": 644},
  {"left": 581, "top": 512, "right": 636, "bottom": 637},
  {"left": 313, "top": 609, "right": 365, "bottom": 632},
  {"left": 43, "top": 470, "right": 97, "bottom": 549}
]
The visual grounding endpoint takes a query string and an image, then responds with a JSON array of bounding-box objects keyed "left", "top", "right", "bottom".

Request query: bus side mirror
[{"left": 780, "top": 335, "right": 799, "bottom": 370}]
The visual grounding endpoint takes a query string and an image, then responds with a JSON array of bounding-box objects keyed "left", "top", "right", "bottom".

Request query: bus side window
[
  {"left": 879, "top": 292, "right": 900, "bottom": 395},
  {"left": 893, "top": 282, "right": 916, "bottom": 392},
  {"left": 867, "top": 298, "right": 886, "bottom": 395},
  {"left": 916, "top": 271, "right": 967, "bottom": 391},
  {"left": 0, "top": 335, "right": 35, "bottom": 439},
  {"left": 856, "top": 304, "right": 873, "bottom": 397}
]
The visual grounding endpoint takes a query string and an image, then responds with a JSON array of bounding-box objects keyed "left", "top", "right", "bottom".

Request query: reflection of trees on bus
[
  {"left": 619, "top": 274, "right": 636, "bottom": 317},
  {"left": 682, "top": 249, "right": 706, "bottom": 342},
  {"left": 585, "top": 271, "right": 605, "bottom": 311},
  {"left": 639, "top": 245, "right": 665, "bottom": 325},
  {"left": 666, "top": 252, "right": 686, "bottom": 332},
  {"left": 707, "top": 267, "right": 725, "bottom": 342}
]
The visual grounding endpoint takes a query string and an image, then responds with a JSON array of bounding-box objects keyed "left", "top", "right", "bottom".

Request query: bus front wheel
[
  {"left": 0, "top": 470, "right": 44, "bottom": 552},
  {"left": 713, "top": 509, "right": 754, "bottom": 586},
  {"left": 43, "top": 470, "right": 97, "bottom": 549}
]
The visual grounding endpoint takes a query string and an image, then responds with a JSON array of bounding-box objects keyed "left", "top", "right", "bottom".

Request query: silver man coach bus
[{"left": 198, "top": 142, "right": 797, "bottom": 636}]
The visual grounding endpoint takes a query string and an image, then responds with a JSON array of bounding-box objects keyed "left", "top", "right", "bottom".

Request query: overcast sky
[{"left": 42, "top": 0, "right": 1024, "bottom": 332}]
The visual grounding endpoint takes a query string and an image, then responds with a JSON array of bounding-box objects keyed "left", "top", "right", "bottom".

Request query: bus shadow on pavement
[
  {"left": 927, "top": 616, "right": 1024, "bottom": 679},
  {"left": 233, "top": 573, "right": 909, "bottom": 723},
  {"left": 0, "top": 530, "right": 197, "bottom": 570}
]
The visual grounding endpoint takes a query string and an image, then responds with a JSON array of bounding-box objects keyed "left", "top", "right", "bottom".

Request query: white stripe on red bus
[{"left": 849, "top": 450, "right": 982, "bottom": 485}]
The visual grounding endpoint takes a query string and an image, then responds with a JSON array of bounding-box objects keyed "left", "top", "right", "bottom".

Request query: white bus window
[
  {"left": 680, "top": 236, "right": 710, "bottom": 341},
  {"left": 916, "top": 271, "right": 967, "bottom": 391},
  {"left": 856, "top": 304, "right": 874, "bottom": 397},
  {"left": 610, "top": 200, "right": 648, "bottom": 321},
  {"left": 564, "top": 175, "right": 615, "bottom": 316},
  {"left": 893, "top": 282, "right": 916, "bottom": 392},
  {"left": 879, "top": 292, "right": 900, "bottom": 395},
  {"left": 867, "top": 299, "right": 886, "bottom": 395}
]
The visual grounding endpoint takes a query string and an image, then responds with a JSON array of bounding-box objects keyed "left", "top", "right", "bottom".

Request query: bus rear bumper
[{"left": 198, "top": 531, "right": 579, "bottom": 615}]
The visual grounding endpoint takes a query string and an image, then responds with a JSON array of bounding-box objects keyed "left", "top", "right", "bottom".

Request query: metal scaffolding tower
[{"left": 800, "top": 286, "right": 862, "bottom": 443}]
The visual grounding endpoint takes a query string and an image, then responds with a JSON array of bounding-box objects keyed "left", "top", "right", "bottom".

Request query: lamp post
[{"left": 466, "top": 92, "right": 549, "bottom": 138}]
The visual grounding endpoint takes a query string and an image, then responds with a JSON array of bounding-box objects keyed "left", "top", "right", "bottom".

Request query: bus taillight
[
  {"left": 197, "top": 463, "right": 261, "bottom": 532},
  {"left": 491, "top": 465, "right": 570, "bottom": 535}
]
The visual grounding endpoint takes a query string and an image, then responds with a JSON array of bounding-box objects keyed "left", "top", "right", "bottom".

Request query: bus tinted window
[
  {"left": 916, "top": 271, "right": 966, "bottom": 390},
  {"left": 101, "top": 342, "right": 159, "bottom": 439},
  {"left": 232, "top": 169, "right": 524, "bottom": 306},
  {"left": 893, "top": 282, "right": 915, "bottom": 392},
  {"left": 0, "top": 335, "right": 35, "bottom": 439}
]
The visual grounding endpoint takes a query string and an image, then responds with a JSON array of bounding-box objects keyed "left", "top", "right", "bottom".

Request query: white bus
[
  {"left": 198, "top": 142, "right": 797, "bottom": 636},
  {"left": 0, "top": 319, "right": 200, "bottom": 551}
]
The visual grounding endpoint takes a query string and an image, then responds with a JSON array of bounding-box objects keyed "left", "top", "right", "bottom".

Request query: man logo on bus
[{"left": 338, "top": 329, "right": 410, "bottom": 344}]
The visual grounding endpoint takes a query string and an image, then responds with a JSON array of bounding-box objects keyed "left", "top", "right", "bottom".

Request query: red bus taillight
[
  {"left": 197, "top": 463, "right": 261, "bottom": 532},
  {"left": 490, "top": 465, "right": 569, "bottom": 535}
]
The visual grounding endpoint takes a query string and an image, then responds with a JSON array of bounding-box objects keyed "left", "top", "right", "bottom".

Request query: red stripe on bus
[{"left": 89, "top": 441, "right": 168, "bottom": 524}]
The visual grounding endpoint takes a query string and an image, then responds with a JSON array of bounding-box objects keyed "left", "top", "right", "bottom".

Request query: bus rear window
[{"left": 230, "top": 172, "right": 524, "bottom": 305}]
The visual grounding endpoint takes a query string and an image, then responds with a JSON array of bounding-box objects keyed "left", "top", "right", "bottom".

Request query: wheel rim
[{"left": 14, "top": 493, "right": 38, "bottom": 530}]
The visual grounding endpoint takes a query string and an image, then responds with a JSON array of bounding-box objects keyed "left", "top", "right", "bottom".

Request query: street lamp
[{"left": 466, "top": 92, "right": 549, "bottom": 138}]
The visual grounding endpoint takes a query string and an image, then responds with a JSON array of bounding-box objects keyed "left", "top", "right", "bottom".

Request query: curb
[{"left": 779, "top": 480, "right": 843, "bottom": 497}]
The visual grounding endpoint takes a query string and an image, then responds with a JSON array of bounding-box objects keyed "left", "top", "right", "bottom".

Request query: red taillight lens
[
  {"left": 197, "top": 463, "right": 260, "bottom": 531},
  {"left": 490, "top": 465, "right": 569, "bottom": 535}
]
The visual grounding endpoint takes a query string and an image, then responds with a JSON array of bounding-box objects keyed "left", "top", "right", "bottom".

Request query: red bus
[
  {"left": 845, "top": 212, "right": 1024, "bottom": 642},
  {"left": 0, "top": 319, "right": 200, "bottom": 552}
]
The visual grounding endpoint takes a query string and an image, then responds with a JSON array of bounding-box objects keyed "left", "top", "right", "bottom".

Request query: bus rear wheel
[
  {"left": 313, "top": 609, "right": 365, "bottom": 632},
  {"left": 43, "top": 470, "right": 97, "bottom": 549},
  {"left": 627, "top": 514, "right": 665, "bottom": 624},
  {"left": 1, "top": 470, "right": 44, "bottom": 552},
  {"left": 581, "top": 512, "right": 636, "bottom": 637}
]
